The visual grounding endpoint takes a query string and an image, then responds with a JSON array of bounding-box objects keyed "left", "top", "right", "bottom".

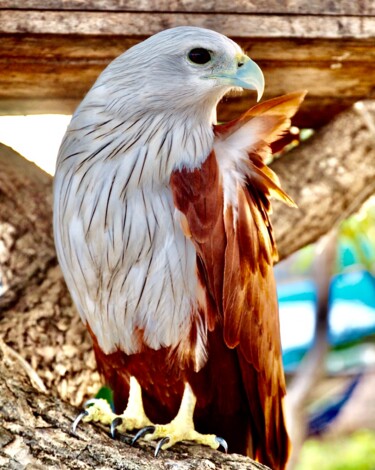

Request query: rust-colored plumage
[{"left": 89, "top": 92, "right": 305, "bottom": 469}]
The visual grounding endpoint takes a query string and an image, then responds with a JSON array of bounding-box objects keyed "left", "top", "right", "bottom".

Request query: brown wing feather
[
  {"left": 171, "top": 92, "right": 305, "bottom": 469},
  {"left": 171, "top": 150, "right": 226, "bottom": 316},
  {"left": 217, "top": 90, "right": 306, "bottom": 139}
]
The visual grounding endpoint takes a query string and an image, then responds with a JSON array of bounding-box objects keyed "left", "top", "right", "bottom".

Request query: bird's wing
[{"left": 170, "top": 91, "right": 305, "bottom": 469}]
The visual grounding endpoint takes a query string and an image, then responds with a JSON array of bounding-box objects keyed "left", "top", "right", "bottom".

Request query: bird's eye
[{"left": 188, "top": 48, "right": 212, "bottom": 65}]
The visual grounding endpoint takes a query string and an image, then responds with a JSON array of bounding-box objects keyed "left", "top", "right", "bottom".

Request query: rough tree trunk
[{"left": 0, "top": 101, "right": 374, "bottom": 468}]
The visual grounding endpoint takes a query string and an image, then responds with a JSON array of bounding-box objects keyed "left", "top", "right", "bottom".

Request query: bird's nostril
[{"left": 238, "top": 62, "right": 244, "bottom": 68}]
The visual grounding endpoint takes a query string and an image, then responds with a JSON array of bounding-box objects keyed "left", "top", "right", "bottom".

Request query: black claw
[
  {"left": 71, "top": 410, "right": 89, "bottom": 434},
  {"left": 131, "top": 425, "right": 156, "bottom": 446},
  {"left": 155, "top": 437, "right": 170, "bottom": 457},
  {"left": 110, "top": 417, "right": 123, "bottom": 439},
  {"left": 215, "top": 436, "right": 228, "bottom": 453}
]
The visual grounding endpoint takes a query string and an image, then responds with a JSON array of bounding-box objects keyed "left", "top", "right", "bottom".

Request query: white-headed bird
[{"left": 53, "top": 26, "right": 305, "bottom": 470}]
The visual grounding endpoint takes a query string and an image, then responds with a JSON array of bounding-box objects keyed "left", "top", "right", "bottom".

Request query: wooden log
[
  {"left": 1, "top": 0, "right": 374, "bottom": 15},
  {"left": 272, "top": 100, "right": 375, "bottom": 257},
  {"left": 0, "top": 33, "right": 374, "bottom": 127},
  {"left": 1, "top": 10, "right": 375, "bottom": 37},
  {"left": 0, "top": 1, "right": 374, "bottom": 125}
]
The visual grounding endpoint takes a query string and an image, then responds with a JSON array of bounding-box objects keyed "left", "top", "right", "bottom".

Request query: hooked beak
[{"left": 210, "top": 55, "right": 265, "bottom": 102}]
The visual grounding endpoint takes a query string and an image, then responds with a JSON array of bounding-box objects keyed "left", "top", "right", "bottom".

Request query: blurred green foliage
[
  {"left": 287, "top": 196, "right": 375, "bottom": 276},
  {"left": 339, "top": 197, "right": 375, "bottom": 273},
  {"left": 297, "top": 430, "right": 375, "bottom": 470}
]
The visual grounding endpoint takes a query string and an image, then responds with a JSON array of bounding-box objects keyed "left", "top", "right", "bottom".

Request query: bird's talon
[
  {"left": 131, "top": 425, "right": 156, "bottom": 446},
  {"left": 110, "top": 416, "right": 123, "bottom": 438},
  {"left": 215, "top": 436, "right": 228, "bottom": 453},
  {"left": 155, "top": 436, "right": 170, "bottom": 457},
  {"left": 71, "top": 410, "right": 89, "bottom": 434}
]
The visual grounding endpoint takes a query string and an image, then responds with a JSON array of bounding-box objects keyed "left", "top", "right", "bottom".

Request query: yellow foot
[
  {"left": 71, "top": 376, "right": 152, "bottom": 437},
  {"left": 72, "top": 379, "right": 227, "bottom": 456},
  {"left": 132, "top": 383, "right": 228, "bottom": 456}
]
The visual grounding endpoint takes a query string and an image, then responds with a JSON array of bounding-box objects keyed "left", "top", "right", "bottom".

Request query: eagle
[{"left": 53, "top": 26, "right": 304, "bottom": 470}]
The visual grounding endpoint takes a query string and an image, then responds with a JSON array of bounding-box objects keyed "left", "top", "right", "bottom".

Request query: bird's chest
[{"left": 78, "top": 181, "right": 200, "bottom": 357}]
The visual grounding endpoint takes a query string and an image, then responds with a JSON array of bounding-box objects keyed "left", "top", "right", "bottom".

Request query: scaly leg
[
  {"left": 72, "top": 376, "right": 152, "bottom": 436},
  {"left": 133, "top": 382, "right": 228, "bottom": 456}
]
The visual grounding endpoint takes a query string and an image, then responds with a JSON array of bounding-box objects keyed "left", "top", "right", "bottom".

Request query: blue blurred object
[
  {"left": 329, "top": 270, "right": 375, "bottom": 345},
  {"left": 307, "top": 373, "right": 363, "bottom": 436},
  {"left": 278, "top": 269, "right": 375, "bottom": 371}
]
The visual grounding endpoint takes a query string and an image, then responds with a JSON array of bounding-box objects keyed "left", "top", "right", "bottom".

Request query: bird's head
[{"left": 97, "top": 27, "right": 264, "bottom": 123}]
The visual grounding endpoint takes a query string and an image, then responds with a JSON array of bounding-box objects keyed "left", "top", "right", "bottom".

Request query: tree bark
[
  {"left": 0, "top": 100, "right": 374, "bottom": 467},
  {"left": 0, "top": 144, "right": 101, "bottom": 408},
  {"left": 272, "top": 99, "right": 375, "bottom": 260}
]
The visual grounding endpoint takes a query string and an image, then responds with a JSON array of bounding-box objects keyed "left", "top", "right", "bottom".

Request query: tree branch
[
  {"left": 0, "top": 100, "right": 374, "bottom": 467},
  {"left": 272, "top": 100, "right": 375, "bottom": 261}
]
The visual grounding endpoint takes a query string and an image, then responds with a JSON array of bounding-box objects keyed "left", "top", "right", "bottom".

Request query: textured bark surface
[
  {"left": 0, "top": 145, "right": 101, "bottom": 408},
  {"left": 1, "top": 1, "right": 374, "bottom": 14},
  {"left": 0, "top": 100, "right": 374, "bottom": 467},
  {"left": 2, "top": 34, "right": 374, "bottom": 130},
  {"left": 2, "top": 10, "right": 374, "bottom": 38},
  {"left": 272, "top": 100, "right": 375, "bottom": 259}
]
